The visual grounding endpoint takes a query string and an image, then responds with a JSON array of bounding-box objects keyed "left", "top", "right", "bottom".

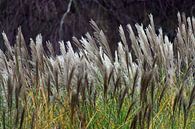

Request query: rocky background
[{"left": 0, "top": 0, "right": 194, "bottom": 54}]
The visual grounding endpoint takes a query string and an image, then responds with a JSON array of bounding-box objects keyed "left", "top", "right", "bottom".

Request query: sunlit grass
[{"left": 0, "top": 12, "right": 194, "bottom": 128}]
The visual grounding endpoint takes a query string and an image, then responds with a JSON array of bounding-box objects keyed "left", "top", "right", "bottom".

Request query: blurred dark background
[{"left": 0, "top": 0, "right": 194, "bottom": 54}]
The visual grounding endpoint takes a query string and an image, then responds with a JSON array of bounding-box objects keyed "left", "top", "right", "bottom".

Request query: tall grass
[{"left": 0, "top": 12, "right": 194, "bottom": 128}]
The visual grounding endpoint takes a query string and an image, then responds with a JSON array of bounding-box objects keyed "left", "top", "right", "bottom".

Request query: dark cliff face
[{"left": 0, "top": 0, "right": 194, "bottom": 54}]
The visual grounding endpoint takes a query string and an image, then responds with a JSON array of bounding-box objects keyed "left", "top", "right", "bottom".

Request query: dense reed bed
[{"left": 0, "top": 12, "right": 194, "bottom": 128}]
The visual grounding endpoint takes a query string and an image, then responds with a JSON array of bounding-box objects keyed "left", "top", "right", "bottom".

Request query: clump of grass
[{"left": 0, "top": 12, "right": 195, "bottom": 128}]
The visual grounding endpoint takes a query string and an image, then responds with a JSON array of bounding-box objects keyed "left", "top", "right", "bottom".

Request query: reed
[{"left": 0, "top": 12, "right": 194, "bottom": 128}]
